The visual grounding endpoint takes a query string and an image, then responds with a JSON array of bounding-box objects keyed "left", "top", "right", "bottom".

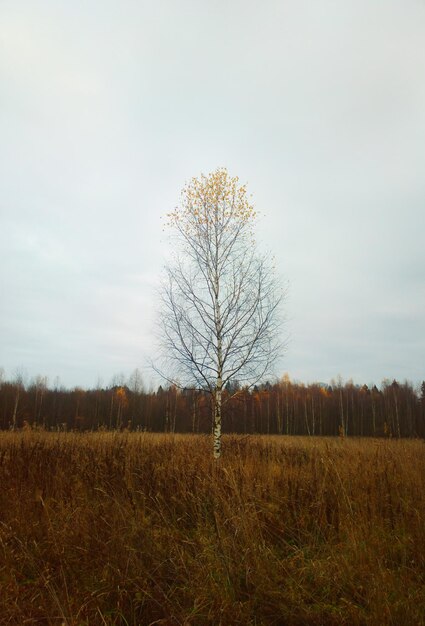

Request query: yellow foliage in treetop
[
  {"left": 166, "top": 167, "right": 257, "bottom": 234},
  {"left": 281, "top": 373, "right": 291, "bottom": 386},
  {"left": 115, "top": 387, "right": 128, "bottom": 406}
]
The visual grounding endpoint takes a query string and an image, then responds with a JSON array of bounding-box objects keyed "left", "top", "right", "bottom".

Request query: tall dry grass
[{"left": 0, "top": 432, "right": 424, "bottom": 625}]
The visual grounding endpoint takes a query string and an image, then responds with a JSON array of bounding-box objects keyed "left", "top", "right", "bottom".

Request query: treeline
[{"left": 0, "top": 371, "right": 424, "bottom": 437}]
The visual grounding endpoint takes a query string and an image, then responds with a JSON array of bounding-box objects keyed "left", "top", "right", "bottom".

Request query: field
[{"left": 0, "top": 433, "right": 424, "bottom": 625}]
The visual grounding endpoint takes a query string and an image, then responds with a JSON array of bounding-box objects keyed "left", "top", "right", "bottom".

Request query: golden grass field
[{"left": 0, "top": 432, "right": 424, "bottom": 625}]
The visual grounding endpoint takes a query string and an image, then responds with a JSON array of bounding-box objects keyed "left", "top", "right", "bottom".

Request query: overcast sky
[{"left": 1, "top": 0, "right": 424, "bottom": 390}]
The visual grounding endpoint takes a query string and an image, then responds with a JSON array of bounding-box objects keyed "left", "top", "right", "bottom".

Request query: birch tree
[{"left": 159, "top": 168, "right": 283, "bottom": 458}]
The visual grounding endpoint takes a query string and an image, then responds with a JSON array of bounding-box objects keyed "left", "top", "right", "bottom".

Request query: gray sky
[{"left": 1, "top": 0, "right": 424, "bottom": 389}]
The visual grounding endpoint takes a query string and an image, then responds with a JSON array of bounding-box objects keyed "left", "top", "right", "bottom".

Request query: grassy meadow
[{"left": 0, "top": 432, "right": 424, "bottom": 625}]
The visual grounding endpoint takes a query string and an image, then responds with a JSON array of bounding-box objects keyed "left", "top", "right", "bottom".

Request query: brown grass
[{"left": 0, "top": 432, "right": 424, "bottom": 625}]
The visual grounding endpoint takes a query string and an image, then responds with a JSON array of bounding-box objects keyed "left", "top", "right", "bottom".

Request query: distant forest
[{"left": 1, "top": 371, "right": 424, "bottom": 437}]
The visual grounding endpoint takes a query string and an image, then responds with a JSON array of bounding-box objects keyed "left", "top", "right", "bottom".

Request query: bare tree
[
  {"left": 158, "top": 168, "right": 283, "bottom": 458},
  {"left": 11, "top": 368, "right": 26, "bottom": 431}
]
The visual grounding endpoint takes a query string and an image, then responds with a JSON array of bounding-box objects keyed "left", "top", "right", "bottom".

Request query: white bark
[{"left": 213, "top": 387, "right": 222, "bottom": 459}]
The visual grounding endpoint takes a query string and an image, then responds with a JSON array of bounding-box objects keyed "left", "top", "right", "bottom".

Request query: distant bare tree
[
  {"left": 158, "top": 168, "right": 283, "bottom": 458},
  {"left": 32, "top": 375, "right": 48, "bottom": 426},
  {"left": 11, "top": 368, "right": 26, "bottom": 430},
  {"left": 128, "top": 368, "right": 144, "bottom": 394}
]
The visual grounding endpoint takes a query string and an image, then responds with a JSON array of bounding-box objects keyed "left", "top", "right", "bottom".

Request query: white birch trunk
[{"left": 213, "top": 387, "right": 222, "bottom": 459}]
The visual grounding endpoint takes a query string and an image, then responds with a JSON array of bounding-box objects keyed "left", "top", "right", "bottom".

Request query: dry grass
[{"left": 0, "top": 432, "right": 424, "bottom": 625}]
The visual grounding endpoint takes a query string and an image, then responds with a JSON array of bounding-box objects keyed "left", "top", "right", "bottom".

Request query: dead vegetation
[{"left": 0, "top": 432, "right": 424, "bottom": 625}]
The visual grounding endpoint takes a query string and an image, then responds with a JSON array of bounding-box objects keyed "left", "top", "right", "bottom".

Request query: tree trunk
[
  {"left": 311, "top": 394, "right": 316, "bottom": 436},
  {"left": 276, "top": 390, "right": 281, "bottom": 435},
  {"left": 213, "top": 387, "right": 222, "bottom": 459},
  {"left": 12, "top": 389, "right": 19, "bottom": 431},
  {"left": 393, "top": 388, "right": 401, "bottom": 439},
  {"left": 304, "top": 396, "right": 311, "bottom": 436},
  {"left": 371, "top": 394, "right": 376, "bottom": 435},
  {"left": 192, "top": 393, "right": 196, "bottom": 433},
  {"left": 339, "top": 388, "right": 345, "bottom": 437},
  {"left": 213, "top": 256, "right": 223, "bottom": 458}
]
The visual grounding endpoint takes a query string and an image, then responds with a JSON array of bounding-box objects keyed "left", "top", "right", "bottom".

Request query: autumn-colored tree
[
  {"left": 158, "top": 168, "right": 283, "bottom": 458},
  {"left": 114, "top": 387, "right": 128, "bottom": 429}
]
